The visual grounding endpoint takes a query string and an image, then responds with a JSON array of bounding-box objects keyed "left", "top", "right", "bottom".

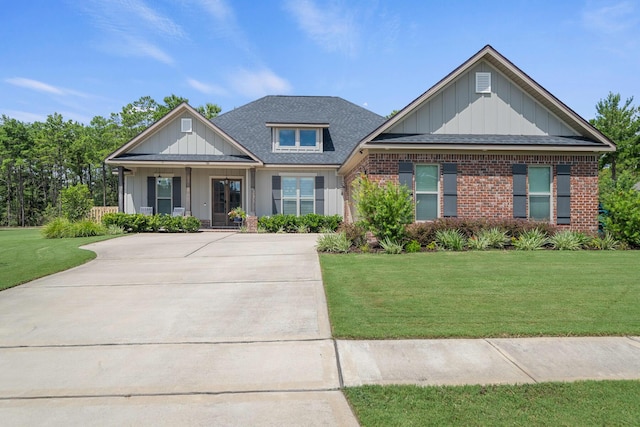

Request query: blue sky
[{"left": 1, "top": 0, "right": 638, "bottom": 124}]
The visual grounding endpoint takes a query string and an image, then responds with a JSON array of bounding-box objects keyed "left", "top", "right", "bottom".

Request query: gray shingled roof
[
  {"left": 211, "top": 96, "right": 385, "bottom": 165},
  {"left": 116, "top": 154, "right": 256, "bottom": 163},
  {"left": 371, "top": 133, "right": 603, "bottom": 146}
]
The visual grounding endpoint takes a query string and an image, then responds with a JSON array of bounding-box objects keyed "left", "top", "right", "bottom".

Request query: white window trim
[
  {"left": 528, "top": 165, "right": 553, "bottom": 221},
  {"left": 281, "top": 176, "right": 315, "bottom": 216},
  {"left": 272, "top": 128, "right": 323, "bottom": 153},
  {"left": 415, "top": 164, "right": 440, "bottom": 221}
]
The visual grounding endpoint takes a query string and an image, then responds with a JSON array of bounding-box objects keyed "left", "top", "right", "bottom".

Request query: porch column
[
  {"left": 250, "top": 168, "right": 256, "bottom": 215},
  {"left": 118, "top": 167, "right": 124, "bottom": 212},
  {"left": 185, "top": 167, "right": 192, "bottom": 216}
]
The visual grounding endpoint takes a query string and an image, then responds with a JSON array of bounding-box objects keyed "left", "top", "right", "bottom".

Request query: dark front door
[{"left": 212, "top": 178, "right": 242, "bottom": 227}]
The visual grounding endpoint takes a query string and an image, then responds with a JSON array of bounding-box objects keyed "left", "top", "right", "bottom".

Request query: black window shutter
[
  {"left": 512, "top": 164, "right": 527, "bottom": 219},
  {"left": 556, "top": 165, "right": 571, "bottom": 224},
  {"left": 147, "top": 177, "right": 156, "bottom": 213},
  {"left": 172, "top": 177, "right": 181, "bottom": 208},
  {"left": 443, "top": 163, "right": 458, "bottom": 217},
  {"left": 272, "top": 175, "right": 281, "bottom": 215},
  {"left": 398, "top": 161, "right": 413, "bottom": 192},
  {"left": 315, "top": 176, "right": 325, "bottom": 215}
]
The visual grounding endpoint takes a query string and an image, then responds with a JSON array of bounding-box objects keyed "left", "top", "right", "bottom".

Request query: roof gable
[
  {"left": 106, "top": 103, "right": 260, "bottom": 165},
  {"left": 361, "top": 45, "right": 615, "bottom": 151}
]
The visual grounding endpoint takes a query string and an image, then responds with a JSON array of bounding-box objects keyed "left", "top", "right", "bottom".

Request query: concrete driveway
[{"left": 0, "top": 232, "right": 357, "bottom": 426}]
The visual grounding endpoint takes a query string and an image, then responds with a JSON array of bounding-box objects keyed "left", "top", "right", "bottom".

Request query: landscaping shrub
[
  {"left": 379, "top": 237, "right": 404, "bottom": 254},
  {"left": 513, "top": 228, "right": 548, "bottom": 250},
  {"left": 404, "top": 239, "right": 421, "bottom": 253},
  {"left": 257, "top": 214, "right": 342, "bottom": 233},
  {"left": 467, "top": 234, "right": 490, "bottom": 250},
  {"left": 481, "top": 228, "right": 509, "bottom": 249},
  {"left": 338, "top": 222, "right": 367, "bottom": 247},
  {"left": 316, "top": 232, "right": 351, "bottom": 253},
  {"left": 42, "top": 217, "right": 107, "bottom": 238},
  {"left": 42, "top": 217, "right": 73, "bottom": 238},
  {"left": 60, "top": 184, "right": 93, "bottom": 222},
  {"left": 406, "top": 219, "right": 556, "bottom": 246},
  {"left": 351, "top": 174, "right": 414, "bottom": 242},
  {"left": 549, "top": 230, "right": 589, "bottom": 250},
  {"left": 601, "top": 189, "right": 640, "bottom": 247},
  {"left": 435, "top": 229, "right": 467, "bottom": 251},
  {"left": 589, "top": 232, "right": 620, "bottom": 250},
  {"left": 101, "top": 213, "right": 200, "bottom": 233},
  {"left": 71, "top": 219, "right": 107, "bottom": 237}
]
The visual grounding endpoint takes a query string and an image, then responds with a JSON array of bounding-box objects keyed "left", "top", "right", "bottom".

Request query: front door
[{"left": 212, "top": 178, "right": 242, "bottom": 227}]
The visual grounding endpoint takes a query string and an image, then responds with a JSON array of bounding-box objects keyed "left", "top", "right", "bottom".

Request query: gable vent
[
  {"left": 475, "top": 72, "right": 491, "bottom": 94},
  {"left": 181, "top": 118, "right": 192, "bottom": 133}
]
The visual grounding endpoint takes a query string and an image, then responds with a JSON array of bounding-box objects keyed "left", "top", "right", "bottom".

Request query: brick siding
[{"left": 344, "top": 152, "right": 599, "bottom": 232}]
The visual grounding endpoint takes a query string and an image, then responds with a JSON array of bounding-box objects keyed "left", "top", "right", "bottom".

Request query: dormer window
[{"left": 268, "top": 123, "right": 327, "bottom": 153}]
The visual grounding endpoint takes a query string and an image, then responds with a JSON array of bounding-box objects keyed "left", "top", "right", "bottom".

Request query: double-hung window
[
  {"left": 415, "top": 165, "right": 439, "bottom": 221},
  {"left": 528, "top": 166, "right": 551, "bottom": 220},
  {"left": 156, "top": 177, "right": 172, "bottom": 215},
  {"left": 282, "top": 176, "right": 315, "bottom": 216},
  {"left": 273, "top": 128, "right": 322, "bottom": 152}
]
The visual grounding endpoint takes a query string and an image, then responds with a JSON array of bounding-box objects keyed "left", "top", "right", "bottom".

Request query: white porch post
[
  {"left": 118, "top": 167, "right": 124, "bottom": 212},
  {"left": 185, "top": 167, "right": 192, "bottom": 216}
]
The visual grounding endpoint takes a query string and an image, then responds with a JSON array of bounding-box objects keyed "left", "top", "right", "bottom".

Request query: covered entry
[{"left": 212, "top": 178, "right": 242, "bottom": 227}]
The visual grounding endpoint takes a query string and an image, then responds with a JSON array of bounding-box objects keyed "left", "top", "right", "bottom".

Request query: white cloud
[
  {"left": 5, "top": 77, "right": 90, "bottom": 98},
  {"left": 77, "top": 0, "right": 186, "bottom": 65},
  {"left": 187, "top": 78, "right": 228, "bottom": 95},
  {"left": 582, "top": 1, "right": 638, "bottom": 33},
  {"left": 5, "top": 78, "right": 65, "bottom": 95},
  {"left": 284, "top": 0, "right": 359, "bottom": 57},
  {"left": 122, "top": 36, "right": 175, "bottom": 65},
  {"left": 228, "top": 68, "right": 292, "bottom": 98}
]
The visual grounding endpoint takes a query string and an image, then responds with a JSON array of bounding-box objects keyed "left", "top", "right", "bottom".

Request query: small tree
[
  {"left": 352, "top": 174, "right": 414, "bottom": 243},
  {"left": 60, "top": 184, "right": 93, "bottom": 222}
]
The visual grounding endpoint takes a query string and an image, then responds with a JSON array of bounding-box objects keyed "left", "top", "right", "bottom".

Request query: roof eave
[{"left": 364, "top": 143, "right": 614, "bottom": 152}]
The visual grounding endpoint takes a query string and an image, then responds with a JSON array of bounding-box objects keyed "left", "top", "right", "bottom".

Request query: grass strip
[
  {"left": 345, "top": 381, "right": 640, "bottom": 426},
  {"left": 320, "top": 251, "right": 640, "bottom": 338}
]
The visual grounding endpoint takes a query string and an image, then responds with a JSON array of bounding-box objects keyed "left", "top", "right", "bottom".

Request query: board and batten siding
[
  {"left": 130, "top": 112, "right": 244, "bottom": 156},
  {"left": 389, "top": 61, "right": 578, "bottom": 136},
  {"left": 255, "top": 169, "right": 343, "bottom": 217},
  {"left": 124, "top": 167, "right": 185, "bottom": 214}
]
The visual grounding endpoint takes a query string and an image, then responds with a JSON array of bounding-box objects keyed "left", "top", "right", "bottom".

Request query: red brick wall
[{"left": 343, "top": 152, "right": 599, "bottom": 232}]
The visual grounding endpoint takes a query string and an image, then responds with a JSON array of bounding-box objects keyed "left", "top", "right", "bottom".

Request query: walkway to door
[{"left": 0, "top": 233, "right": 357, "bottom": 425}]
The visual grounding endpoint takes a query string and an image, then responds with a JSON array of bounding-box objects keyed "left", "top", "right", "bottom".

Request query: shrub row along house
[{"left": 106, "top": 45, "right": 615, "bottom": 232}]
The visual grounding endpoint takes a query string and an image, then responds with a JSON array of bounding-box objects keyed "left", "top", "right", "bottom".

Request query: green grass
[
  {"left": 320, "top": 251, "right": 640, "bottom": 338},
  {"left": 0, "top": 228, "right": 116, "bottom": 291},
  {"left": 345, "top": 381, "right": 640, "bottom": 426}
]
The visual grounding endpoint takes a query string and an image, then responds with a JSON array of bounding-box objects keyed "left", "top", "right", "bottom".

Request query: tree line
[{"left": 0, "top": 95, "right": 220, "bottom": 226}]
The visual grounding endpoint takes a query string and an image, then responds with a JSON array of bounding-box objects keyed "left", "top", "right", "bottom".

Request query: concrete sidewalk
[{"left": 338, "top": 336, "right": 640, "bottom": 387}]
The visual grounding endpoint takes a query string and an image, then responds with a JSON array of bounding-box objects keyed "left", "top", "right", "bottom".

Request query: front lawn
[
  {"left": 320, "top": 251, "right": 640, "bottom": 338},
  {"left": 345, "top": 381, "right": 640, "bottom": 426},
  {"left": 0, "top": 228, "right": 115, "bottom": 291}
]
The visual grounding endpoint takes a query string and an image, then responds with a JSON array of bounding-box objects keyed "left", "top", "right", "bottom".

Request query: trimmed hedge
[
  {"left": 257, "top": 214, "right": 342, "bottom": 233},
  {"left": 101, "top": 213, "right": 201, "bottom": 233}
]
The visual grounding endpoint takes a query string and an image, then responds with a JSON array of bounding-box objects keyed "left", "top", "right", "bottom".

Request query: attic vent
[
  {"left": 181, "top": 118, "right": 192, "bottom": 133},
  {"left": 475, "top": 72, "right": 491, "bottom": 94}
]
